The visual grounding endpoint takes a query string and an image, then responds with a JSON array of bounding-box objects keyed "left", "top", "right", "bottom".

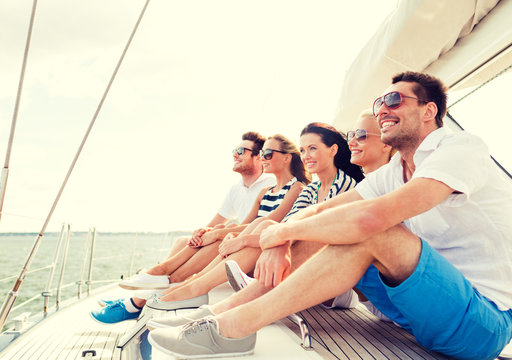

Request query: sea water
[{"left": 0, "top": 231, "right": 189, "bottom": 331}]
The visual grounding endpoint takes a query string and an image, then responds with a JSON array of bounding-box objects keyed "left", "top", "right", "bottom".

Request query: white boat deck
[
  {"left": 0, "top": 283, "right": 321, "bottom": 360},
  {"left": 1, "top": 282, "right": 511, "bottom": 359}
]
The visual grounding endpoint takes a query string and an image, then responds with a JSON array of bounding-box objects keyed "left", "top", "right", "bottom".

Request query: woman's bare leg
[{"left": 160, "top": 247, "right": 262, "bottom": 302}]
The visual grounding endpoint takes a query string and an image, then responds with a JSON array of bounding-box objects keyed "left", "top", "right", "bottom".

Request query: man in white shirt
[
  {"left": 91, "top": 131, "right": 275, "bottom": 324},
  {"left": 149, "top": 72, "right": 512, "bottom": 360}
]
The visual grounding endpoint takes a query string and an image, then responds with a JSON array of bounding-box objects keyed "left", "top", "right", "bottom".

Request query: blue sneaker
[
  {"left": 90, "top": 302, "right": 140, "bottom": 324},
  {"left": 97, "top": 298, "right": 124, "bottom": 307}
]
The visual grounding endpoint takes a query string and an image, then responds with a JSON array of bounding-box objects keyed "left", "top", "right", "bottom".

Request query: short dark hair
[
  {"left": 392, "top": 71, "right": 447, "bottom": 127},
  {"left": 242, "top": 131, "right": 266, "bottom": 154}
]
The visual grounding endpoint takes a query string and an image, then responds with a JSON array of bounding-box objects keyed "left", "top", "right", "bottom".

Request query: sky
[{"left": 0, "top": 0, "right": 401, "bottom": 233}]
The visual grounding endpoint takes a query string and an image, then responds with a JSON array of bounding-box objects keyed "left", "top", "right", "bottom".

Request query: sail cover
[{"left": 333, "top": 0, "right": 511, "bottom": 129}]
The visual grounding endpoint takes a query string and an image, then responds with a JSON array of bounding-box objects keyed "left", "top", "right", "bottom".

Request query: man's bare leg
[
  {"left": 215, "top": 224, "right": 421, "bottom": 338},
  {"left": 168, "top": 242, "right": 222, "bottom": 283},
  {"left": 211, "top": 240, "right": 326, "bottom": 314},
  {"left": 166, "top": 236, "right": 190, "bottom": 258},
  {"left": 147, "top": 245, "right": 200, "bottom": 276}
]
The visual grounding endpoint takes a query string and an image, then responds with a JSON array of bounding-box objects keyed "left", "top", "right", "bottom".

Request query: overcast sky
[{"left": 0, "top": 0, "right": 397, "bottom": 233}]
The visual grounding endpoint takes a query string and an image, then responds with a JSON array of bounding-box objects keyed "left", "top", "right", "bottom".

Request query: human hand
[
  {"left": 198, "top": 229, "right": 219, "bottom": 247},
  {"left": 188, "top": 227, "right": 209, "bottom": 247},
  {"left": 218, "top": 233, "right": 244, "bottom": 257},
  {"left": 259, "top": 223, "right": 288, "bottom": 250},
  {"left": 253, "top": 242, "right": 291, "bottom": 288}
]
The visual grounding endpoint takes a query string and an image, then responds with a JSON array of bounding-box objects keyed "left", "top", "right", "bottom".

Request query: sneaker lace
[{"left": 182, "top": 317, "right": 215, "bottom": 335}]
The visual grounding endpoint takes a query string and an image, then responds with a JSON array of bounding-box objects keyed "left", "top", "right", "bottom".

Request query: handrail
[
  {"left": 77, "top": 228, "right": 92, "bottom": 299},
  {"left": 55, "top": 225, "right": 72, "bottom": 310},
  {"left": 0, "top": 265, "right": 54, "bottom": 284},
  {"left": 128, "top": 233, "right": 138, "bottom": 278},
  {"left": 42, "top": 224, "right": 66, "bottom": 314},
  {"left": 86, "top": 228, "right": 96, "bottom": 296}
]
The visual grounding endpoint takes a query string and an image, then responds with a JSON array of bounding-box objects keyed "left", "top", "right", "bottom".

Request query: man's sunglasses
[
  {"left": 232, "top": 147, "right": 257, "bottom": 156},
  {"left": 346, "top": 129, "right": 381, "bottom": 142},
  {"left": 372, "top": 91, "right": 428, "bottom": 116},
  {"left": 260, "top": 148, "right": 287, "bottom": 160}
]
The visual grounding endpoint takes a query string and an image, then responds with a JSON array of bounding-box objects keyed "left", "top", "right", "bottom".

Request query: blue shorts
[{"left": 356, "top": 239, "right": 512, "bottom": 360}]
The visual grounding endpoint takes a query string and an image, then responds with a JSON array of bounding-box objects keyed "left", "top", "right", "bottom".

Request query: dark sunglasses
[
  {"left": 260, "top": 148, "right": 287, "bottom": 160},
  {"left": 232, "top": 147, "right": 256, "bottom": 156},
  {"left": 372, "top": 91, "right": 428, "bottom": 116},
  {"left": 346, "top": 129, "right": 381, "bottom": 142}
]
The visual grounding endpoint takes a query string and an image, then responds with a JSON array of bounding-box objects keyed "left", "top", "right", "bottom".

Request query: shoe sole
[
  {"left": 148, "top": 332, "right": 254, "bottom": 359},
  {"left": 118, "top": 283, "right": 169, "bottom": 290},
  {"left": 225, "top": 262, "right": 246, "bottom": 292}
]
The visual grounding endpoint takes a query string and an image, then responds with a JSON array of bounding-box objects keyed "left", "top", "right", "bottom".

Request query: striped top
[
  {"left": 256, "top": 177, "right": 298, "bottom": 218},
  {"left": 282, "top": 169, "right": 357, "bottom": 222}
]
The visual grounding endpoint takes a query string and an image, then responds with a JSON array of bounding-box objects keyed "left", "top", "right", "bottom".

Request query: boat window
[{"left": 446, "top": 70, "right": 512, "bottom": 175}]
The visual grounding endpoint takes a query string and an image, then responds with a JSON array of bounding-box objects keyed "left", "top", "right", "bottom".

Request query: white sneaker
[
  {"left": 119, "top": 273, "right": 169, "bottom": 290},
  {"left": 225, "top": 260, "right": 254, "bottom": 292}
]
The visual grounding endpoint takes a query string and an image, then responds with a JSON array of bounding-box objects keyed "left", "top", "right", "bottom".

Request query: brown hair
[
  {"left": 392, "top": 71, "right": 447, "bottom": 128},
  {"left": 242, "top": 131, "right": 266, "bottom": 155},
  {"left": 269, "top": 134, "right": 311, "bottom": 185}
]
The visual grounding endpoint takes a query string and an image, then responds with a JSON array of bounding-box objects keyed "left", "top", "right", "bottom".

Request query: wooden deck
[
  {"left": 282, "top": 304, "right": 452, "bottom": 360},
  {"left": 2, "top": 282, "right": 508, "bottom": 359}
]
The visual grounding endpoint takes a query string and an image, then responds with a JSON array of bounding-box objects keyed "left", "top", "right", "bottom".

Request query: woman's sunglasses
[
  {"left": 232, "top": 147, "right": 256, "bottom": 156},
  {"left": 372, "top": 91, "right": 428, "bottom": 116},
  {"left": 346, "top": 129, "right": 381, "bottom": 142},
  {"left": 260, "top": 148, "right": 287, "bottom": 160}
]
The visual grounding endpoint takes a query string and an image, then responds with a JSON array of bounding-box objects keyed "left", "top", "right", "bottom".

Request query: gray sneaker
[
  {"left": 147, "top": 305, "right": 214, "bottom": 330},
  {"left": 146, "top": 293, "right": 208, "bottom": 311},
  {"left": 148, "top": 317, "right": 256, "bottom": 358}
]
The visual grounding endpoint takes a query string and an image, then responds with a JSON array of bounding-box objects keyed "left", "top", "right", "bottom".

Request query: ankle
[
  {"left": 216, "top": 312, "right": 254, "bottom": 339},
  {"left": 146, "top": 266, "right": 165, "bottom": 276}
]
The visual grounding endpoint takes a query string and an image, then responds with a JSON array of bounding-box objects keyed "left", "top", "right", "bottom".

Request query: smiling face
[
  {"left": 349, "top": 114, "right": 391, "bottom": 172},
  {"left": 261, "top": 138, "right": 288, "bottom": 174},
  {"left": 299, "top": 133, "right": 336, "bottom": 175},
  {"left": 375, "top": 81, "right": 425, "bottom": 151}
]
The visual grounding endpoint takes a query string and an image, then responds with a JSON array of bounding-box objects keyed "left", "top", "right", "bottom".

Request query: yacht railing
[{"left": 0, "top": 228, "right": 173, "bottom": 331}]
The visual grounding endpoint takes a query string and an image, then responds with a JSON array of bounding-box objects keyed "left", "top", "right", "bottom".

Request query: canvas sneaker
[
  {"left": 147, "top": 305, "right": 214, "bottom": 330},
  {"left": 146, "top": 293, "right": 208, "bottom": 311},
  {"left": 148, "top": 317, "right": 256, "bottom": 358},
  {"left": 118, "top": 273, "right": 169, "bottom": 290},
  {"left": 225, "top": 260, "right": 254, "bottom": 292},
  {"left": 90, "top": 302, "right": 140, "bottom": 324}
]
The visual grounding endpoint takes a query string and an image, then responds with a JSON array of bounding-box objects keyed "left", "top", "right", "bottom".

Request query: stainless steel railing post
[
  {"left": 42, "top": 224, "right": 66, "bottom": 315},
  {"left": 77, "top": 228, "right": 92, "bottom": 299},
  {"left": 128, "top": 233, "right": 138, "bottom": 278},
  {"left": 86, "top": 228, "right": 96, "bottom": 296},
  {"left": 56, "top": 224, "right": 72, "bottom": 309}
]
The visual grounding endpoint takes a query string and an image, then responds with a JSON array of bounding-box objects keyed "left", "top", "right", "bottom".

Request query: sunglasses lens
[
  {"left": 385, "top": 92, "right": 402, "bottom": 109},
  {"left": 355, "top": 129, "right": 367, "bottom": 141},
  {"left": 347, "top": 131, "right": 355, "bottom": 142},
  {"left": 261, "top": 150, "right": 273, "bottom": 160}
]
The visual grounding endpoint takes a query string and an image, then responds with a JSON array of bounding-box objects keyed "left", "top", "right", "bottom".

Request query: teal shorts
[{"left": 356, "top": 239, "right": 512, "bottom": 360}]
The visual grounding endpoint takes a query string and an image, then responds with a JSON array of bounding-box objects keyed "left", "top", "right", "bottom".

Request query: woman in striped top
[{"left": 149, "top": 134, "right": 309, "bottom": 308}]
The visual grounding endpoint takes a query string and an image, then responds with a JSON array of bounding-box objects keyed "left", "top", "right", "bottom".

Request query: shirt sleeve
[{"left": 413, "top": 132, "right": 490, "bottom": 203}]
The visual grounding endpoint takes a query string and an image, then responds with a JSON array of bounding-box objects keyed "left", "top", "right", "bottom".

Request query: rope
[
  {"left": 447, "top": 63, "right": 512, "bottom": 110},
  {"left": 0, "top": 0, "right": 38, "bottom": 221},
  {"left": 0, "top": 0, "right": 151, "bottom": 331}
]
